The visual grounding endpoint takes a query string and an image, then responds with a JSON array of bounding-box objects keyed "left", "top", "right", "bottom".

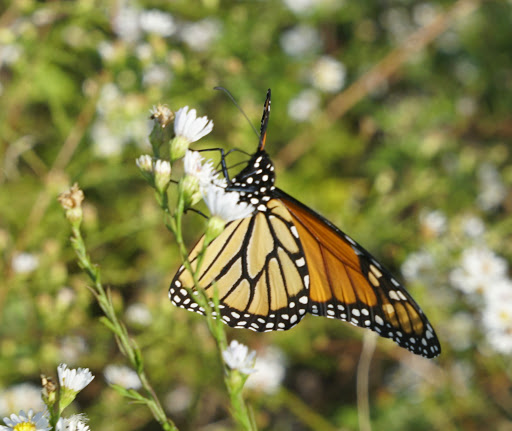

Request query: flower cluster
[
  {"left": 450, "top": 245, "right": 512, "bottom": 354},
  {"left": 0, "top": 365, "right": 94, "bottom": 431},
  {"left": 138, "top": 105, "right": 255, "bottom": 226}
]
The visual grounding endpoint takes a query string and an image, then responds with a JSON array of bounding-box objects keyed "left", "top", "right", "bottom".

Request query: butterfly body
[{"left": 169, "top": 90, "right": 441, "bottom": 358}]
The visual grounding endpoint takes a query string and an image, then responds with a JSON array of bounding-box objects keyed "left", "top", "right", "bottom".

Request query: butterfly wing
[
  {"left": 169, "top": 199, "right": 310, "bottom": 331},
  {"left": 275, "top": 188, "right": 441, "bottom": 358}
]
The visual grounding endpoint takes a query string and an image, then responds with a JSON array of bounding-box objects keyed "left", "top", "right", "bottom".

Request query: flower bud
[
  {"left": 57, "top": 183, "right": 84, "bottom": 226},
  {"left": 154, "top": 159, "right": 172, "bottom": 194}
]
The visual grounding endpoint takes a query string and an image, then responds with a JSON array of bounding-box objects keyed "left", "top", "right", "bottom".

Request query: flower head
[
  {"left": 154, "top": 159, "right": 172, "bottom": 193},
  {"left": 104, "top": 365, "right": 142, "bottom": 390},
  {"left": 222, "top": 340, "right": 256, "bottom": 375},
  {"left": 174, "top": 107, "right": 213, "bottom": 143},
  {"left": 246, "top": 347, "right": 286, "bottom": 394},
  {"left": 57, "top": 364, "right": 94, "bottom": 392},
  {"left": 183, "top": 151, "right": 218, "bottom": 187},
  {"left": 55, "top": 414, "right": 90, "bottom": 431},
  {"left": 202, "top": 182, "right": 255, "bottom": 223},
  {"left": 450, "top": 246, "right": 508, "bottom": 297},
  {"left": 0, "top": 409, "right": 50, "bottom": 431}
]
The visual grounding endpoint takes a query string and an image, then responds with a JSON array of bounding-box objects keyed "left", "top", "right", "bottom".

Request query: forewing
[{"left": 276, "top": 189, "right": 441, "bottom": 358}]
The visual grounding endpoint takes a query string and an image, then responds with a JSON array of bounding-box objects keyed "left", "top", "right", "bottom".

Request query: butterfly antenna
[
  {"left": 258, "top": 89, "right": 271, "bottom": 152},
  {"left": 214, "top": 87, "right": 259, "bottom": 138}
]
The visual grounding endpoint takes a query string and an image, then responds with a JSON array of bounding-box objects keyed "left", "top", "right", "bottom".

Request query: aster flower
[
  {"left": 202, "top": 182, "right": 255, "bottom": 223},
  {"left": 0, "top": 409, "right": 50, "bottom": 431},
  {"left": 246, "top": 347, "right": 286, "bottom": 394},
  {"left": 310, "top": 56, "right": 347, "bottom": 93},
  {"left": 449, "top": 246, "right": 508, "bottom": 297},
  {"left": 58, "top": 364, "right": 94, "bottom": 392},
  {"left": 183, "top": 151, "right": 218, "bottom": 187},
  {"left": 104, "top": 365, "right": 142, "bottom": 390},
  {"left": 174, "top": 107, "right": 213, "bottom": 143},
  {"left": 57, "top": 364, "right": 94, "bottom": 412},
  {"left": 222, "top": 340, "right": 256, "bottom": 375},
  {"left": 55, "top": 414, "right": 90, "bottom": 431},
  {"left": 170, "top": 107, "right": 213, "bottom": 161},
  {"left": 0, "top": 383, "right": 45, "bottom": 416}
]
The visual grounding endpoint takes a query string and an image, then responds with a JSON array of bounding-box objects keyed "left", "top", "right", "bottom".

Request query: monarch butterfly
[{"left": 170, "top": 90, "right": 441, "bottom": 358}]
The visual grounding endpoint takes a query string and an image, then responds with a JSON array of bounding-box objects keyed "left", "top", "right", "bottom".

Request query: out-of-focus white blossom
[
  {"left": 401, "top": 250, "right": 434, "bottom": 282},
  {"left": 420, "top": 209, "right": 446, "bottom": 238},
  {"left": 461, "top": 215, "right": 485, "bottom": 238},
  {"left": 139, "top": 10, "right": 176, "bottom": 37},
  {"left": 165, "top": 385, "right": 193, "bottom": 414},
  {"left": 246, "top": 347, "right": 286, "bottom": 394},
  {"left": 477, "top": 163, "right": 506, "bottom": 211},
  {"left": 142, "top": 65, "right": 172, "bottom": 87},
  {"left": 0, "top": 384, "right": 45, "bottom": 416},
  {"left": 125, "top": 303, "right": 153, "bottom": 326},
  {"left": 104, "top": 364, "right": 142, "bottom": 390},
  {"left": 11, "top": 252, "right": 39, "bottom": 274},
  {"left": 280, "top": 25, "right": 320, "bottom": 57},
  {"left": 450, "top": 246, "right": 508, "bottom": 296},
  {"left": 180, "top": 19, "right": 221, "bottom": 52},
  {"left": 310, "top": 56, "right": 346, "bottom": 93},
  {"left": 288, "top": 89, "right": 320, "bottom": 122}
]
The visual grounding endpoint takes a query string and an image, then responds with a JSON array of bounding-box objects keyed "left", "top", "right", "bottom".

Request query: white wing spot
[
  {"left": 291, "top": 226, "right": 299, "bottom": 238},
  {"left": 296, "top": 257, "right": 306, "bottom": 267},
  {"left": 375, "top": 315, "right": 384, "bottom": 326},
  {"left": 389, "top": 290, "right": 400, "bottom": 301}
]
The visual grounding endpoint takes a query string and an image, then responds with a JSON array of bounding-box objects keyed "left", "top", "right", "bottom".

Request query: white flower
[
  {"left": 104, "top": 365, "right": 142, "bottom": 390},
  {"left": 282, "top": 0, "right": 316, "bottom": 15},
  {"left": 461, "top": 215, "right": 485, "bottom": 238},
  {"left": 58, "top": 364, "right": 94, "bottom": 392},
  {"left": 450, "top": 246, "right": 508, "bottom": 296},
  {"left": 420, "top": 209, "right": 446, "bottom": 238},
  {"left": 477, "top": 163, "right": 506, "bottom": 211},
  {"left": 202, "top": 182, "right": 255, "bottom": 223},
  {"left": 11, "top": 252, "right": 39, "bottom": 273},
  {"left": 125, "top": 303, "right": 153, "bottom": 326},
  {"left": 482, "top": 283, "right": 512, "bottom": 354},
  {"left": 287, "top": 89, "right": 320, "bottom": 122},
  {"left": 280, "top": 25, "right": 320, "bottom": 57},
  {"left": 183, "top": 151, "right": 218, "bottom": 187},
  {"left": 174, "top": 107, "right": 213, "bottom": 143},
  {"left": 180, "top": 19, "right": 221, "bottom": 52},
  {"left": 401, "top": 250, "right": 434, "bottom": 282},
  {"left": 164, "top": 385, "right": 192, "bottom": 414},
  {"left": 142, "top": 65, "right": 172, "bottom": 87},
  {"left": 112, "top": 4, "right": 141, "bottom": 43},
  {"left": 0, "top": 409, "right": 50, "bottom": 431},
  {"left": 58, "top": 336, "right": 88, "bottom": 364},
  {"left": 222, "top": 340, "right": 256, "bottom": 374},
  {"left": 310, "top": 56, "right": 347, "bottom": 93},
  {"left": 55, "top": 414, "right": 90, "bottom": 431},
  {"left": 0, "top": 383, "right": 45, "bottom": 415},
  {"left": 246, "top": 347, "right": 286, "bottom": 394},
  {"left": 139, "top": 10, "right": 176, "bottom": 37}
]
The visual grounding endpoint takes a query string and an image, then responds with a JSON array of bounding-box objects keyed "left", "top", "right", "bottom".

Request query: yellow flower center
[{"left": 13, "top": 422, "right": 36, "bottom": 431}]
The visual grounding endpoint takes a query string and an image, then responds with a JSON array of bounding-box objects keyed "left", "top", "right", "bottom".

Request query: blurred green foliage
[{"left": 1, "top": 0, "right": 511, "bottom": 430}]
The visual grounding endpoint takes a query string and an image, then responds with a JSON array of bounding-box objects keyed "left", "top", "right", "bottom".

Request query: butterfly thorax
[{"left": 227, "top": 150, "right": 276, "bottom": 212}]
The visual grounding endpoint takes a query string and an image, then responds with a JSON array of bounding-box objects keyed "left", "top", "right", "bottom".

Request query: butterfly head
[{"left": 227, "top": 150, "right": 276, "bottom": 212}]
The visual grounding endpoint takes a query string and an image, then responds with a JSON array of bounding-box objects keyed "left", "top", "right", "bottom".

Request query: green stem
[{"left": 69, "top": 223, "right": 178, "bottom": 431}]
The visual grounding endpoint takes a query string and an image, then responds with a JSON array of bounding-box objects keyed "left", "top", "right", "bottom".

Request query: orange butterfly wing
[{"left": 275, "top": 189, "right": 441, "bottom": 358}]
